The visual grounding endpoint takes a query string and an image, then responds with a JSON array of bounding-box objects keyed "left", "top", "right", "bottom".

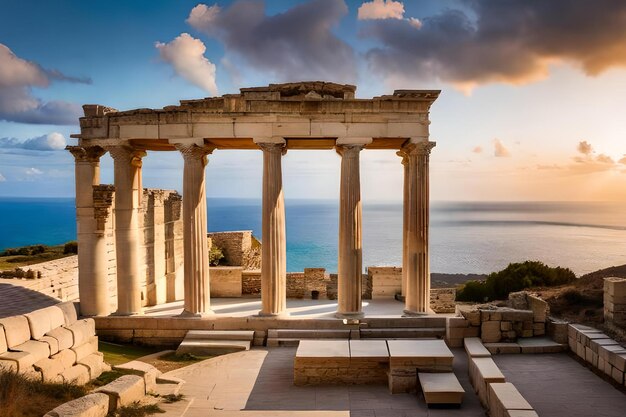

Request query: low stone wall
[
  {"left": 242, "top": 270, "right": 261, "bottom": 295},
  {"left": 369, "top": 267, "right": 401, "bottom": 299},
  {"left": 568, "top": 323, "right": 626, "bottom": 388},
  {"left": 242, "top": 268, "right": 331, "bottom": 299},
  {"left": 430, "top": 288, "right": 456, "bottom": 313},
  {"left": 207, "top": 231, "right": 252, "bottom": 266},
  {"left": 210, "top": 267, "right": 243, "bottom": 297},
  {"left": 604, "top": 277, "right": 626, "bottom": 328}
]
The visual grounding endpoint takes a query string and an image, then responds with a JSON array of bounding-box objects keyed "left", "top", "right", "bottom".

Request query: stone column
[
  {"left": 258, "top": 142, "right": 288, "bottom": 316},
  {"left": 336, "top": 144, "right": 364, "bottom": 318},
  {"left": 403, "top": 141, "right": 436, "bottom": 315},
  {"left": 397, "top": 151, "right": 409, "bottom": 298},
  {"left": 67, "top": 145, "right": 109, "bottom": 317},
  {"left": 176, "top": 144, "right": 214, "bottom": 316},
  {"left": 144, "top": 190, "right": 167, "bottom": 306},
  {"left": 108, "top": 145, "right": 146, "bottom": 316}
]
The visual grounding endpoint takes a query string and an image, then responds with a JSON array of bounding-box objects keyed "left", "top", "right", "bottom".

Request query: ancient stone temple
[{"left": 69, "top": 81, "right": 439, "bottom": 318}]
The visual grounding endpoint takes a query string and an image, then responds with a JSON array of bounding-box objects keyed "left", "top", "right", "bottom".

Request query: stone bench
[
  {"left": 468, "top": 356, "right": 506, "bottom": 407},
  {"left": 464, "top": 337, "right": 491, "bottom": 358},
  {"left": 488, "top": 382, "right": 536, "bottom": 417},
  {"left": 348, "top": 339, "right": 389, "bottom": 384},
  {"left": 0, "top": 301, "right": 105, "bottom": 384},
  {"left": 387, "top": 339, "right": 454, "bottom": 393},
  {"left": 294, "top": 340, "right": 351, "bottom": 385},
  {"left": 418, "top": 372, "right": 464, "bottom": 407}
]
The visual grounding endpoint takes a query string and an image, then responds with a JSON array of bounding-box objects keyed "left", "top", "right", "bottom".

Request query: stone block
[
  {"left": 96, "top": 374, "right": 146, "bottom": 411},
  {"left": 418, "top": 372, "right": 464, "bottom": 406},
  {"left": 612, "top": 367, "right": 624, "bottom": 385},
  {"left": 60, "top": 364, "right": 90, "bottom": 385},
  {"left": 469, "top": 357, "right": 506, "bottom": 407},
  {"left": 52, "top": 349, "right": 77, "bottom": 369},
  {"left": 72, "top": 336, "right": 98, "bottom": 361},
  {"left": 13, "top": 340, "right": 50, "bottom": 362},
  {"left": 481, "top": 321, "right": 501, "bottom": 343},
  {"left": 209, "top": 266, "right": 243, "bottom": 297},
  {"left": 448, "top": 317, "right": 469, "bottom": 328},
  {"left": 66, "top": 319, "right": 96, "bottom": 348},
  {"left": 484, "top": 343, "right": 521, "bottom": 355},
  {"left": 34, "top": 357, "right": 65, "bottom": 383},
  {"left": 0, "top": 315, "right": 31, "bottom": 348},
  {"left": 113, "top": 360, "right": 162, "bottom": 391},
  {"left": 24, "top": 306, "right": 66, "bottom": 340},
  {"left": 40, "top": 335, "right": 60, "bottom": 356},
  {"left": 46, "top": 327, "right": 75, "bottom": 351},
  {"left": 78, "top": 353, "right": 105, "bottom": 380},
  {"left": 0, "top": 350, "right": 36, "bottom": 372},
  {"left": 500, "top": 309, "right": 533, "bottom": 322},
  {"left": 488, "top": 382, "right": 534, "bottom": 417},
  {"left": 387, "top": 369, "right": 417, "bottom": 394},
  {"left": 501, "top": 322, "right": 512, "bottom": 331},
  {"left": 56, "top": 302, "right": 79, "bottom": 325},
  {"left": 527, "top": 295, "right": 548, "bottom": 323},
  {"left": 464, "top": 337, "right": 491, "bottom": 358},
  {"left": 45, "top": 392, "right": 110, "bottom": 417},
  {"left": 387, "top": 340, "right": 454, "bottom": 370},
  {"left": 460, "top": 309, "right": 481, "bottom": 326}
]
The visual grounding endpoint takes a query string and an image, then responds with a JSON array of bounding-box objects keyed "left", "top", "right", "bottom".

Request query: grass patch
[
  {"left": 99, "top": 341, "right": 163, "bottom": 366},
  {"left": 107, "top": 402, "right": 164, "bottom": 417},
  {"left": 0, "top": 244, "right": 74, "bottom": 271},
  {"left": 0, "top": 370, "right": 87, "bottom": 417}
]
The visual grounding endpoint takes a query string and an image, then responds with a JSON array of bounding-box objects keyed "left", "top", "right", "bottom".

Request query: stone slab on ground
[
  {"left": 348, "top": 339, "right": 389, "bottom": 360},
  {"left": 387, "top": 339, "right": 454, "bottom": 368},
  {"left": 517, "top": 337, "right": 567, "bottom": 354},
  {"left": 464, "top": 337, "right": 491, "bottom": 358},
  {"left": 484, "top": 343, "right": 522, "bottom": 354},
  {"left": 95, "top": 374, "right": 146, "bottom": 411},
  {"left": 114, "top": 360, "right": 162, "bottom": 390},
  {"left": 418, "top": 372, "right": 464, "bottom": 406},
  {"left": 488, "top": 382, "right": 534, "bottom": 417},
  {"left": 176, "top": 339, "right": 251, "bottom": 356},
  {"left": 59, "top": 364, "right": 90, "bottom": 385},
  {"left": 44, "top": 392, "right": 110, "bottom": 417},
  {"left": 185, "top": 330, "right": 254, "bottom": 341}
]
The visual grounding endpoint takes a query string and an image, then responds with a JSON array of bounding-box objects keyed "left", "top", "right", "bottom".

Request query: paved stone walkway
[
  {"left": 159, "top": 347, "right": 486, "bottom": 417},
  {"left": 494, "top": 353, "right": 626, "bottom": 417},
  {"left": 0, "top": 282, "right": 59, "bottom": 318}
]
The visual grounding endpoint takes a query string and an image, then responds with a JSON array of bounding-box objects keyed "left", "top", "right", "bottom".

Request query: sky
[{"left": 0, "top": 0, "right": 625, "bottom": 201}]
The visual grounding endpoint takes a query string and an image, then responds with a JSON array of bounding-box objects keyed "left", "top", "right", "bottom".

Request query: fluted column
[
  {"left": 336, "top": 144, "right": 364, "bottom": 318},
  {"left": 108, "top": 145, "right": 146, "bottom": 316},
  {"left": 397, "top": 151, "right": 409, "bottom": 298},
  {"left": 403, "top": 141, "right": 436, "bottom": 315},
  {"left": 67, "top": 145, "right": 109, "bottom": 316},
  {"left": 176, "top": 144, "right": 214, "bottom": 317},
  {"left": 258, "top": 142, "right": 288, "bottom": 316}
]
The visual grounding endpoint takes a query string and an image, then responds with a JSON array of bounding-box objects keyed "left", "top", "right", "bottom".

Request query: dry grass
[
  {"left": 0, "top": 370, "right": 87, "bottom": 417},
  {"left": 107, "top": 402, "right": 164, "bottom": 417}
]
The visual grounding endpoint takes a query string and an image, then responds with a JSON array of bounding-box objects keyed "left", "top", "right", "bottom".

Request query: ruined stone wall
[
  {"left": 430, "top": 288, "right": 456, "bottom": 313},
  {"left": 242, "top": 270, "right": 261, "bottom": 295},
  {"left": 207, "top": 231, "right": 252, "bottom": 266},
  {"left": 604, "top": 277, "right": 626, "bottom": 328},
  {"left": 95, "top": 185, "right": 118, "bottom": 310},
  {"left": 241, "top": 268, "right": 331, "bottom": 299}
]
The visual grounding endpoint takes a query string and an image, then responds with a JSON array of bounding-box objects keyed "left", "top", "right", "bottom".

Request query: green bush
[
  {"left": 209, "top": 244, "right": 224, "bottom": 266},
  {"left": 456, "top": 261, "right": 576, "bottom": 302},
  {"left": 63, "top": 241, "right": 78, "bottom": 254}
]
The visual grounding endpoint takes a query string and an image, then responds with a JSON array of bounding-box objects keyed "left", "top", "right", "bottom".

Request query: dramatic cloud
[
  {"left": 493, "top": 139, "right": 510, "bottom": 157},
  {"left": 0, "top": 43, "right": 89, "bottom": 124},
  {"left": 0, "top": 132, "right": 67, "bottom": 151},
  {"left": 362, "top": 1, "right": 626, "bottom": 91},
  {"left": 187, "top": 0, "right": 356, "bottom": 83},
  {"left": 156, "top": 33, "right": 218, "bottom": 95},
  {"left": 472, "top": 146, "right": 483, "bottom": 154},
  {"left": 577, "top": 140, "right": 593, "bottom": 155},
  {"left": 358, "top": 0, "right": 404, "bottom": 20}
]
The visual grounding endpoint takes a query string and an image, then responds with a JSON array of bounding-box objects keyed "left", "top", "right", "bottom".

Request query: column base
[
  {"left": 255, "top": 311, "right": 290, "bottom": 318},
  {"left": 111, "top": 310, "right": 144, "bottom": 317},
  {"left": 179, "top": 310, "right": 215, "bottom": 318},
  {"left": 402, "top": 308, "right": 433, "bottom": 317},
  {"left": 335, "top": 311, "right": 364, "bottom": 320}
]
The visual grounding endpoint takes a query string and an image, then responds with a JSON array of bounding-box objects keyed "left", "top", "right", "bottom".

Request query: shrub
[
  {"left": 63, "top": 241, "right": 78, "bottom": 254},
  {"left": 456, "top": 261, "right": 576, "bottom": 302},
  {"left": 209, "top": 244, "right": 224, "bottom": 266}
]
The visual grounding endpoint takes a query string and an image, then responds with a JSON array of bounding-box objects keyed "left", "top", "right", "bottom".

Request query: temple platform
[{"left": 94, "top": 298, "right": 450, "bottom": 347}]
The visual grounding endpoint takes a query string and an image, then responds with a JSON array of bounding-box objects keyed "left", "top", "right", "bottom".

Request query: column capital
[
  {"left": 402, "top": 141, "right": 436, "bottom": 156},
  {"left": 66, "top": 145, "right": 106, "bottom": 162},
  {"left": 106, "top": 145, "right": 147, "bottom": 167},
  {"left": 396, "top": 150, "right": 409, "bottom": 165},
  {"left": 335, "top": 143, "right": 364, "bottom": 158},
  {"left": 258, "top": 142, "right": 287, "bottom": 155},
  {"left": 175, "top": 143, "right": 215, "bottom": 166}
]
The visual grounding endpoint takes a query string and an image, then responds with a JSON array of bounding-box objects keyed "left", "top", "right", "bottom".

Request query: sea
[{"left": 0, "top": 197, "right": 624, "bottom": 276}]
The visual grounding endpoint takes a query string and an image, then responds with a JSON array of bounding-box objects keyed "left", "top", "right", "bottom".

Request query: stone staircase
[
  {"left": 176, "top": 330, "right": 254, "bottom": 356},
  {"left": 266, "top": 316, "right": 447, "bottom": 346}
]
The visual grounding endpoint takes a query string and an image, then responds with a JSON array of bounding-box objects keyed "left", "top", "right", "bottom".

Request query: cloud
[
  {"left": 577, "top": 140, "right": 593, "bottom": 155},
  {"left": 358, "top": 0, "right": 404, "bottom": 20},
  {"left": 472, "top": 146, "right": 483, "bottom": 154},
  {"left": 362, "top": 1, "right": 626, "bottom": 91},
  {"left": 0, "top": 43, "right": 88, "bottom": 125},
  {"left": 187, "top": 0, "right": 357, "bottom": 83},
  {"left": 0, "top": 172, "right": 5, "bottom": 182},
  {"left": 0, "top": 132, "right": 67, "bottom": 151},
  {"left": 156, "top": 33, "right": 218, "bottom": 95},
  {"left": 595, "top": 154, "right": 615, "bottom": 164},
  {"left": 493, "top": 139, "right": 510, "bottom": 157},
  {"left": 25, "top": 167, "right": 43, "bottom": 175}
]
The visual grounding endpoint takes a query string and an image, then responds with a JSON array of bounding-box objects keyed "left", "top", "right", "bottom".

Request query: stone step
[
  {"left": 418, "top": 372, "right": 465, "bottom": 407},
  {"left": 176, "top": 339, "right": 251, "bottom": 356},
  {"left": 363, "top": 317, "right": 447, "bottom": 328},
  {"left": 267, "top": 329, "right": 350, "bottom": 339},
  {"left": 360, "top": 328, "right": 446, "bottom": 339},
  {"left": 185, "top": 330, "right": 255, "bottom": 341},
  {"left": 152, "top": 380, "right": 184, "bottom": 397},
  {"left": 266, "top": 338, "right": 301, "bottom": 347}
]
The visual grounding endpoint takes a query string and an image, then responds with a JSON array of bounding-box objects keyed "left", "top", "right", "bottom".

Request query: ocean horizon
[{"left": 0, "top": 197, "right": 624, "bottom": 276}]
